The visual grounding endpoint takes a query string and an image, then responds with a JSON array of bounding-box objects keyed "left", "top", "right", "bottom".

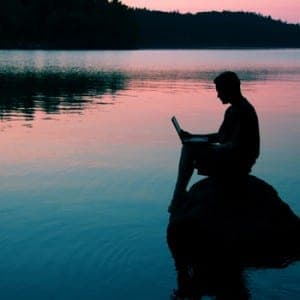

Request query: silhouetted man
[{"left": 169, "top": 71, "right": 260, "bottom": 212}]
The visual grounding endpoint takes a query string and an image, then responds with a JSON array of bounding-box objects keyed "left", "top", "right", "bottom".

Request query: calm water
[{"left": 0, "top": 49, "right": 300, "bottom": 299}]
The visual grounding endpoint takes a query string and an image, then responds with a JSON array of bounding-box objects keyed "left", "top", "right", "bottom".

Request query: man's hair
[{"left": 214, "top": 71, "right": 241, "bottom": 95}]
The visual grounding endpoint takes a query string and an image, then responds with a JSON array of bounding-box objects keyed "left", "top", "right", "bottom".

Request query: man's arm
[
  {"left": 202, "top": 133, "right": 219, "bottom": 143},
  {"left": 212, "top": 114, "right": 242, "bottom": 151},
  {"left": 180, "top": 130, "right": 219, "bottom": 143}
]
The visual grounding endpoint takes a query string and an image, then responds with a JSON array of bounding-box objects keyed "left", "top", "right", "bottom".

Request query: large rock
[{"left": 167, "top": 175, "right": 300, "bottom": 299}]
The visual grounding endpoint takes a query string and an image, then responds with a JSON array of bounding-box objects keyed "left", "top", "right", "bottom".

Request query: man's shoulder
[
  {"left": 225, "top": 99, "right": 257, "bottom": 125},
  {"left": 234, "top": 98, "right": 257, "bottom": 115}
]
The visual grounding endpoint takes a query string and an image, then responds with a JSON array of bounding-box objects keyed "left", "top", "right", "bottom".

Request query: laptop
[{"left": 171, "top": 116, "right": 208, "bottom": 143}]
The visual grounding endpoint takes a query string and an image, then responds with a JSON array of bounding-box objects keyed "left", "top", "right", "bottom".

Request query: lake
[{"left": 0, "top": 49, "right": 299, "bottom": 299}]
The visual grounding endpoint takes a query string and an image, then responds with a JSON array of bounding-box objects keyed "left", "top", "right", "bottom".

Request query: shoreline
[{"left": 1, "top": 46, "right": 300, "bottom": 51}]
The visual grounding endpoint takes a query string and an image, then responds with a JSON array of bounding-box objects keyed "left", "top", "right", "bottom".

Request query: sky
[{"left": 123, "top": 0, "right": 300, "bottom": 24}]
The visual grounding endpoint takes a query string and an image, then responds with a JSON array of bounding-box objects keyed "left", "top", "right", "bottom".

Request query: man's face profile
[{"left": 216, "top": 85, "right": 230, "bottom": 104}]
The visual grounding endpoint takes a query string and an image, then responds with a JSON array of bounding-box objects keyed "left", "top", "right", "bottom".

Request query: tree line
[
  {"left": 134, "top": 9, "right": 300, "bottom": 48},
  {"left": 0, "top": 0, "right": 137, "bottom": 49},
  {"left": 0, "top": 0, "right": 299, "bottom": 49}
]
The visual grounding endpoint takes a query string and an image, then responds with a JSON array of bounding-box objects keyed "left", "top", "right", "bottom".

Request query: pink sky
[{"left": 123, "top": 0, "right": 300, "bottom": 24}]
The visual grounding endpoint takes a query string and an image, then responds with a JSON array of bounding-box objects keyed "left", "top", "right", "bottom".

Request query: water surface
[{"left": 0, "top": 49, "right": 300, "bottom": 299}]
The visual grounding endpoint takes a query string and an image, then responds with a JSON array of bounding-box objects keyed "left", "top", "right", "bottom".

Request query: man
[{"left": 169, "top": 71, "right": 260, "bottom": 213}]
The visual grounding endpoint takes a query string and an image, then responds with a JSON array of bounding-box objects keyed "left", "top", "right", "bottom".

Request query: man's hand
[{"left": 179, "top": 129, "right": 192, "bottom": 139}]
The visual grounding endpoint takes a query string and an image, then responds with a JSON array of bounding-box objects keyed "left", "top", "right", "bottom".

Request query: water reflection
[
  {"left": 1, "top": 49, "right": 300, "bottom": 123},
  {"left": 0, "top": 70, "right": 127, "bottom": 120},
  {"left": 0, "top": 67, "right": 284, "bottom": 122}
]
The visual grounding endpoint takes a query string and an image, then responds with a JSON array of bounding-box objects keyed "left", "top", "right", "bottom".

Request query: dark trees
[
  {"left": 0, "top": 0, "right": 137, "bottom": 49},
  {"left": 0, "top": 2, "right": 299, "bottom": 49}
]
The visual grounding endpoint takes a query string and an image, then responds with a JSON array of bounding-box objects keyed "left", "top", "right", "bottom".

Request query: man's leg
[{"left": 169, "top": 144, "right": 195, "bottom": 212}]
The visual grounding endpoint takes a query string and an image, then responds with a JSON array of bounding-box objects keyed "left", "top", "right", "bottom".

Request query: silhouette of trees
[
  {"left": 0, "top": 1, "right": 299, "bottom": 49},
  {"left": 0, "top": 0, "right": 137, "bottom": 49},
  {"left": 134, "top": 10, "right": 300, "bottom": 48}
]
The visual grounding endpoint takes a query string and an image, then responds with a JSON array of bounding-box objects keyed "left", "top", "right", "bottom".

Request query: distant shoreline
[
  {"left": 1, "top": 46, "right": 300, "bottom": 51},
  {"left": 2, "top": 5, "right": 299, "bottom": 50}
]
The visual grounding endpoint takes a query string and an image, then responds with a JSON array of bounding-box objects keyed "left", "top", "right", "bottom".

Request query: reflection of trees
[{"left": 0, "top": 70, "right": 127, "bottom": 120}]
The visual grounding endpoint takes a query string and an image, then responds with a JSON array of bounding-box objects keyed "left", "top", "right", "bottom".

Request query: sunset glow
[{"left": 123, "top": 0, "right": 300, "bottom": 24}]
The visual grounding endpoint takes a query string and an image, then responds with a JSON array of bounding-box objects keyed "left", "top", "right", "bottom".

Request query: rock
[{"left": 167, "top": 175, "right": 300, "bottom": 299}]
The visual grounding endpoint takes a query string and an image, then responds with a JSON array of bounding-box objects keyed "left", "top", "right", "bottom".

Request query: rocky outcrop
[{"left": 167, "top": 175, "right": 300, "bottom": 299}]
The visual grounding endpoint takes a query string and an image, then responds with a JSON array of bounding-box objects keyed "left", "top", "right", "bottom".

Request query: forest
[
  {"left": 0, "top": 0, "right": 137, "bottom": 49},
  {"left": 134, "top": 9, "right": 300, "bottom": 48},
  {"left": 0, "top": 0, "right": 299, "bottom": 49}
]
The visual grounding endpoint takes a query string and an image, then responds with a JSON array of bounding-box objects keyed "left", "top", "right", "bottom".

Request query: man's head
[{"left": 214, "top": 71, "right": 242, "bottom": 104}]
